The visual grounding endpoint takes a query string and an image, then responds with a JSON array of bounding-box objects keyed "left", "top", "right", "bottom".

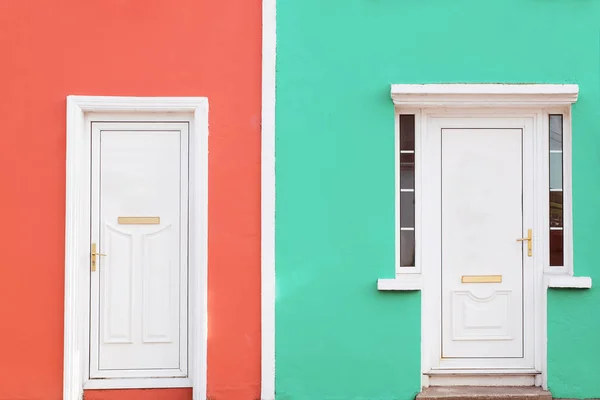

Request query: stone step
[{"left": 417, "top": 386, "right": 552, "bottom": 400}]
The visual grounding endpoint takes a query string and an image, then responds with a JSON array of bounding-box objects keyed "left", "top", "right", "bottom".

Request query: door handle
[
  {"left": 516, "top": 229, "right": 532, "bottom": 257},
  {"left": 91, "top": 243, "right": 107, "bottom": 272}
]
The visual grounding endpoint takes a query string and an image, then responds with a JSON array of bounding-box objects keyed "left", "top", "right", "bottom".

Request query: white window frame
[
  {"left": 390, "top": 109, "right": 423, "bottom": 290},
  {"left": 542, "top": 109, "right": 573, "bottom": 276},
  {"left": 378, "top": 84, "right": 591, "bottom": 291},
  {"left": 64, "top": 96, "right": 208, "bottom": 399}
]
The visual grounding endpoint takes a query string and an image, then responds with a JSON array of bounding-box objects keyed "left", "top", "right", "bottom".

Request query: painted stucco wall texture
[
  {"left": 275, "top": 0, "right": 600, "bottom": 399},
  {"left": 0, "top": 1, "right": 261, "bottom": 399}
]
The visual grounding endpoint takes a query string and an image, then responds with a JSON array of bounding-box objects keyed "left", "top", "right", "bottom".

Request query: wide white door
[
  {"left": 90, "top": 122, "right": 189, "bottom": 379},
  {"left": 427, "top": 117, "right": 535, "bottom": 369}
]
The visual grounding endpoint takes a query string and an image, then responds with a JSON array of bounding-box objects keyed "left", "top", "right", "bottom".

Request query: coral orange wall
[{"left": 0, "top": 1, "right": 261, "bottom": 399}]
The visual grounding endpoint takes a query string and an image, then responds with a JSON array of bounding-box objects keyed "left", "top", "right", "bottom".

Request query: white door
[
  {"left": 90, "top": 121, "right": 189, "bottom": 379},
  {"left": 426, "top": 116, "right": 535, "bottom": 369}
]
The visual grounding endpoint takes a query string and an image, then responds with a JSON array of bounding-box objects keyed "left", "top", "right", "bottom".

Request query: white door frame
[
  {"left": 64, "top": 96, "right": 208, "bottom": 399},
  {"left": 422, "top": 111, "right": 538, "bottom": 383},
  {"left": 388, "top": 84, "right": 580, "bottom": 389}
]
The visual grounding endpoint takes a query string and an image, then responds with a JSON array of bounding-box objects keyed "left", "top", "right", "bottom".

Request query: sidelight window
[
  {"left": 398, "top": 114, "right": 416, "bottom": 269},
  {"left": 547, "top": 112, "right": 574, "bottom": 274},
  {"left": 549, "top": 114, "right": 565, "bottom": 267}
]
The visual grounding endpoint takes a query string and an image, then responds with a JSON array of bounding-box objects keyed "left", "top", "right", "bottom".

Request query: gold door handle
[
  {"left": 91, "top": 243, "right": 107, "bottom": 272},
  {"left": 516, "top": 229, "right": 532, "bottom": 257}
]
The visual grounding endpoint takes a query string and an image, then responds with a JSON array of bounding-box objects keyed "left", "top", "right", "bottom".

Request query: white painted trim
[
  {"left": 425, "top": 369, "right": 541, "bottom": 376},
  {"left": 382, "top": 86, "right": 590, "bottom": 291},
  {"left": 377, "top": 108, "right": 423, "bottom": 292},
  {"left": 547, "top": 276, "right": 592, "bottom": 289},
  {"left": 64, "top": 96, "right": 208, "bottom": 400},
  {"left": 426, "top": 368, "right": 541, "bottom": 385},
  {"left": 541, "top": 109, "right": 573, "bottom": 276},
  {"left": 66, "top": 96, "right": 209, "bottom": 111},
  {"left": 394, "top": 109, "right": 422, "bottom": 275},
  {"left": 427, "top": 375, "right": 536, "bottom": 387},
  {"left": 391, "top": 84, "right": 579, "bottom": 107},
  {"left": 84, "top": 378, "right": 193, "bottom": 390},
  {"left": 261, "top": 0, "right": 276, "bottom": 398},
  {"left": 380, "top": 85, "right": 592, "bottom": 390},
  {"left": 416, "top": 111, "right": 541, "bottom": 387},
  {"left": 377, "top": 277, "right": 421, "bottom": 291},
  {"left": 190, "top": 99, "right": 209, "bottom": 400}
]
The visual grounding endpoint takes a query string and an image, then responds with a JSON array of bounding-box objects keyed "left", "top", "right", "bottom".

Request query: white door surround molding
[
  {"left": 376, "top": 83, "right": 592, "bottom": 389},
  {"left": 64, "top": 96, "right": 208, "bottom": 399}
]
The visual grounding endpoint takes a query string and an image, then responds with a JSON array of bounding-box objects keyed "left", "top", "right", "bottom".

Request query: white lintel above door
[{"left": 390, "top": 84, "right": 579, "bottom": 107}]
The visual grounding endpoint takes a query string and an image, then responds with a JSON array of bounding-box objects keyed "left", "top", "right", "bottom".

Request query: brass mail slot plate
[
  {"left": 461, "top": 275, "right": 502, "bottom": 284},
  {"left": 118, "top": 216, "right": 160, "bottom": 225}
]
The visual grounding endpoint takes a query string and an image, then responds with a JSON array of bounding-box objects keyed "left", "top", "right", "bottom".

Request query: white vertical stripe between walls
[{"left": 261, "top": 0, "right": 276, "bottom": 398}]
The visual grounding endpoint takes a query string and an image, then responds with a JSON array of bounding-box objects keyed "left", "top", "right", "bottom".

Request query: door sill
[
  {"left": 426, "top": 369, "right": 541, "bottom": 376},
  {"left": 417, "top": 386, "right": 552, "bottom": 400},
  {"left": 425, "top": 369, "right": 540, "bottom": 387},
  {"left": 84, "top": 377, "right": 193, "bottom": 389}
]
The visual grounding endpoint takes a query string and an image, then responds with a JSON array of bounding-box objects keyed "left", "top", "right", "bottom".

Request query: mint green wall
[{"left": 275, "top": 0, "right": 600, "bottom": 398}]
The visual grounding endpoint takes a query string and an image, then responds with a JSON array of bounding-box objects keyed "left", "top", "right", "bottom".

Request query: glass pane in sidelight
[
  {"left": 550, "top": 114, "right": 563, "bottom": 151},
  {"left": 550, "top": 229, "right": 564, "bottom": 266},
  {"left": 400, "top": 191, "right": 415, "bottom": 227},
  {"left": 550, "top": 153, "right": 563, "bottom": 190},
  {"left": 549, "top": 114, "right": 565, "bottom": 267},
  {"left": 550, "top": 191, "right": 563, "bottom": 228},
  {"left": 400, "top": 230, "right": 415, "bottom": 267},
  {"left": 399, "top": 114, "right": 415, "bottom": 151},
  {"left": 400, "top": 152, "right": 415, "bottom": 189}
]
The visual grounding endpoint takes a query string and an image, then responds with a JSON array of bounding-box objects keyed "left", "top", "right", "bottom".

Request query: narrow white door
[
  {"left": 90, "top": 122, "right": 189, "bottom": 379},
  {"left": 426, "top": 117, "right": 535, "bottom": 369}
]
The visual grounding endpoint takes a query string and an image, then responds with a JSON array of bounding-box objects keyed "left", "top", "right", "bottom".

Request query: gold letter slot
[
  {"left": 118, "top": 216, "right": 160, "bottom": 225},
  {"left": 461, "top": 275, "right": 502, "bottom": 284}
]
